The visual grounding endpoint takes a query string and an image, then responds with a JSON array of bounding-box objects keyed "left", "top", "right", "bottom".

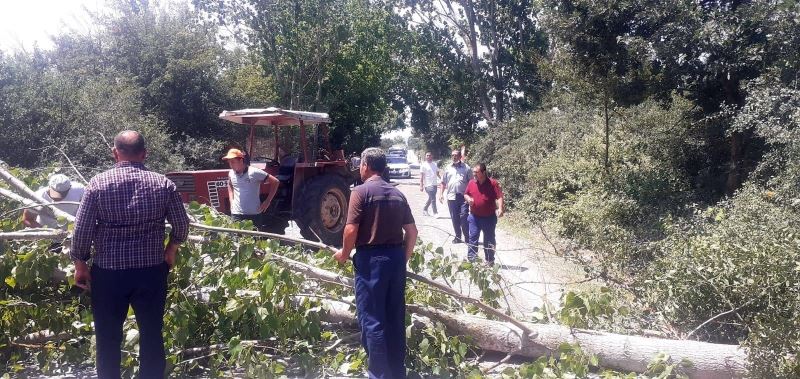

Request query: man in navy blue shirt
[{"left": 335, "top": 147, "right": 418, "bottom": 378}]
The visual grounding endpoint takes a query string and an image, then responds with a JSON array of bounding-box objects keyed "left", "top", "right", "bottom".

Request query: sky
[{"left": 0, "top": 0, "right": 105, "bottom": 52}]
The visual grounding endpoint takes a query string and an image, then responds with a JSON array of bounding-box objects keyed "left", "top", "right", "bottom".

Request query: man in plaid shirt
[{"left": 71, "top": 130, "right": 190, "bottom": 379}]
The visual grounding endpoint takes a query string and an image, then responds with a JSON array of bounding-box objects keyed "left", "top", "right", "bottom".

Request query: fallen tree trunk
[
  {"left": 408, "top": 306, "right": 747, "bottom": 379},
  {"left": 278, "top": 261, "right": 749, "bottom": 378}
]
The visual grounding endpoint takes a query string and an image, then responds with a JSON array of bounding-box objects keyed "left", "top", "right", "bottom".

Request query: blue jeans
[
  {"left": 468, "top": 214, "right": 497, "bottom": 262},
  {"left": 353, "top": 245, "right": 407, "bottom": 379},
  {"left": 91, "top": 262, "right": 169, "bottom": 379},
  {"left": 447, "top": 194, "right": 469, "bottom": 240}
]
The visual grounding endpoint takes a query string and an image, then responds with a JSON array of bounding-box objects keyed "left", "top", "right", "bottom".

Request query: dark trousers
[
  {"left": 231, "top": 213, "right": 263, "bottom": 228},
  {"left": 423, "top": 186, "right": 437, "bottom": 214},
  {"left": 353, "top": 246, "right": 407, "bottom": 379},
  {"left": 91, "top": 263, "right": 169, "bottom": 379},
  {"left": 468, "top": 214, "right": 498, "bottom": 262},
  {"left": 447, "top": 194, "right": 469, "bottom": 240},
  {"left": 232, "top": 213, "right": 286, "bottom": 235}
]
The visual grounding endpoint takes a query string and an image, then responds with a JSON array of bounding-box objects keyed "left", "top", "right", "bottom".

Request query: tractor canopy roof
[{"left": 219, "top": 107, "right": 330, "bottom": 126}]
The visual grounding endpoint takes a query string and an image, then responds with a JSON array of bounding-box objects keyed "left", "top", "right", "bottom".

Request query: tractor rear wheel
[{"left": 296, "top": 175, "right": 349, "bottom": 246}]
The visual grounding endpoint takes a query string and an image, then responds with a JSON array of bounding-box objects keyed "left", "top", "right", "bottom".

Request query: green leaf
[{"left": 419, "top": 337, "right": 430, "bottom": 353}]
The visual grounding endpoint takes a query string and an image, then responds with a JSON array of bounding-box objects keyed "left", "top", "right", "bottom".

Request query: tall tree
[
  {"left": 401, "top": 0, "right": 548, "bottom": 125},
  {"left": 99, "top": 0, "right": 235, "bottom": 139},
  {"left": 195, "top": 0, "right": 409, "bottom": 151},
  {"left": 544, "top": 0, "right": 800, "bottom": 196}
]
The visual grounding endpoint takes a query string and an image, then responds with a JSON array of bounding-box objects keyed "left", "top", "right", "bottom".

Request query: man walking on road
[
  {"left": 419, "top": 152, "right": 440, "bottom": 216},
  {"left": 464, "top": 163, "right": 504, "bottom": 265},
  {"left": 334, "top": 147, "right": 418, "bottom": 379},
  {"left": 71, "top": 130, "right": 190, "bottom": 379},
  {"left": 439, "top": 150, "right": 472, "bottom": 243},
  {"left": 223, "top": 148, "right": 280, "bottom": 232}
]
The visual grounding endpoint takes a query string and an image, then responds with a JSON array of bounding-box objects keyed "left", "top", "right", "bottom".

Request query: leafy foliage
[
  {"left": 0, "top": 1, "right": 272, "bottom": 172},
  {"left": 473, "top": 17, "right": 800, "bottom": 375},
  {"left": 474, "top": 93, "right": 698, "bottom": 274},
  {"left": 0, "top": 168, "right": 515, "bottom": 377},
  {"left": 558, "top": 287, "right": 629, "bottom": 329}
]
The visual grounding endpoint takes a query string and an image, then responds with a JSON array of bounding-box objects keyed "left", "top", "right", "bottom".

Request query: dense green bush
[
  {"left": 471, "top": 93, "right": 591, "bottom": 207},
  {"left": 0, "top": 53, "right": 183, "bottom": 174},
  {"left": 475, "top": 78, "right": 800, "bottom": 376},
  {"left": 0, "top": 3, "right": 268, "bottom": 174},
  {"left": 474, "top": 94, "right": 697, "bottom": 274},
  {"left": 643, "top": 79, "right": 800, "bottom": 377},
  {"left": 645, "top": 186, "right": 800, "bottom": 377}
]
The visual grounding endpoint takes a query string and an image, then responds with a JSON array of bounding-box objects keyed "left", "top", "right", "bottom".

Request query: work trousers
[
  {"left": 232, "top": 213, "right": 287, "bottom": 235},
  {"left": 467, "top": 214, "right": 498, "bottom": 263},
  {"left": 447, "top": 194, "right": 469, "bottom": 240},
  {"left": 91, "top": 262, "right": 169, "bottom": 379},
  {"left": 353, "top": 245, "right": 407, "bottom": 379},
  {"left": 231, "top": 213, "right": 264, "bottom": 229},
  {"left": 423, "top": 186, "right": 438, "bottom": 214}
]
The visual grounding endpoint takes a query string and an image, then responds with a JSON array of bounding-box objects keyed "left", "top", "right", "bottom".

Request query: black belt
[{"left": 357, "top": 243, "right": 403, "bottom": 250}]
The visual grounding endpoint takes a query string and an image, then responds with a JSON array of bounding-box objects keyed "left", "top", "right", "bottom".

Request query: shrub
[
  {"left": 644, "top": 186, "right": 800, "bottom": 376},
  {"left": 475, "top": 94, "right": 697, "bottom": 274}
]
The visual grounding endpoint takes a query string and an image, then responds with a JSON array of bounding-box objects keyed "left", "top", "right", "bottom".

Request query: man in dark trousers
[
  {"left": 71, "top": 130, "right": 190, "bottom": 379},
  {"left": 334, "top": 147, "right": 418, "bottom": 379},
  {"left": 439, "top": 149, "right": 472, "bottom": 243},
  {"left": 464, "top": 163, "right": 505, "bottom": 265}
]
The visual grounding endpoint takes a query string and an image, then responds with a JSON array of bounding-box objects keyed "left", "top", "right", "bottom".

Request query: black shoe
[{"left": 453, "top": 237, "right": 462, "bottom": 244}]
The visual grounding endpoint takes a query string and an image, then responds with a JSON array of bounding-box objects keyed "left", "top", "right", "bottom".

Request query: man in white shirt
[
  {"left": 223, "top": 148, "right": 280, "bottom": 231},
  {"left": 419, "top": 152, "right": 440, "bottom": 216},
  {"left": 23, "top": 174, "right": 85, "bottom": 229}
]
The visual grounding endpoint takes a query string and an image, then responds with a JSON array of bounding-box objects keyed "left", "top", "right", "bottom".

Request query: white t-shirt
[
  {"left": 34, "top": 184, "right": 85, "bottom": 228},
  {"left": 228, "top": 166, "right": 268, "bottom": 215},
  {"left": 420, "top": 161, "right": 439, "bottom": 188}
]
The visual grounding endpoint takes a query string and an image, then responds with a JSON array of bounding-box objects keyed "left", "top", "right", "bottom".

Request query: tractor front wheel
[{"left": 296, "top": 175, "right": 349, "bottom": 246}]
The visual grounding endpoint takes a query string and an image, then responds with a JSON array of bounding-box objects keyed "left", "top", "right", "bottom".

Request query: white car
[{"left": 387, "top": 156, "right": 411, "bottom": 178}]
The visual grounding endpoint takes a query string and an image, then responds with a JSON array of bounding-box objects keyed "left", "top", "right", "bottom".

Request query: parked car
[
  {"left": 387, "top": 156, "right": 411, "bottom": 178},
  {"left": 387, "top": 145, "right": 407, "bottom": 158}
]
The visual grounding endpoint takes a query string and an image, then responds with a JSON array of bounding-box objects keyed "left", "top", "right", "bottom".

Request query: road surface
[{"left": 287, "top": 172, "right": 589, "bottom": 317}]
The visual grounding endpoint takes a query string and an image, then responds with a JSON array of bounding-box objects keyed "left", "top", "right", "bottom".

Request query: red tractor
[{"left": 166, "top": 108, "right": 355, "bottom": 246}]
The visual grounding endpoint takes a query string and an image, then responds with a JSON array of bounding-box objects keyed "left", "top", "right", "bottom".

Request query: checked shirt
[{"left": 71, "top": 161, "right": 189, "bottom": 270}]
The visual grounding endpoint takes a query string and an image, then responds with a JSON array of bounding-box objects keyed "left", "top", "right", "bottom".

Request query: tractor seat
[{"left": 276, "top": 155, "right": 297, "bottom": 182}]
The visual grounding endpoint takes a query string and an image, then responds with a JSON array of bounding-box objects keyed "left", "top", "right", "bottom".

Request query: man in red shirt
[{"left": 463, "top": 163, "right": 505, "bottom": 265}]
